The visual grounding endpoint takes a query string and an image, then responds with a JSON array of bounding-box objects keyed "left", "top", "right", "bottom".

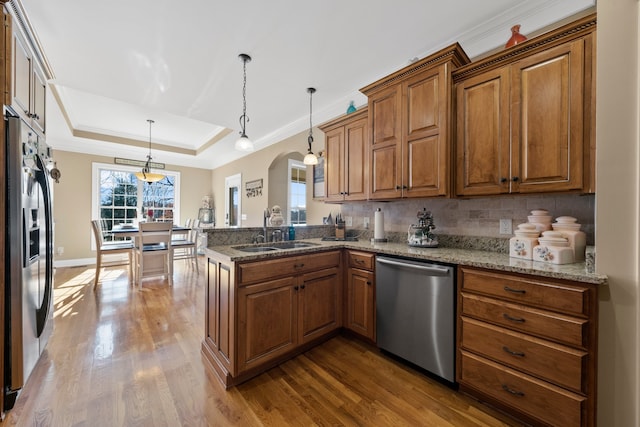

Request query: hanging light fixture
[
  {"left": 235, "top": 53, "right": 254, "bottom": 152},
  {"left": 303, "top": 87, "right": 318, "bottom": 165},
  {"left": 134, "top": 119, "right": 165, "bottom": 183}
]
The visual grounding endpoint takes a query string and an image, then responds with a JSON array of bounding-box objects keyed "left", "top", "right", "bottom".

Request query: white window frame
[
  {"left": 287, "top": 159, "right": 307, "bottom": 226},
  {"left": 91, "top": 162, "right": 181, "bottom": 246}
]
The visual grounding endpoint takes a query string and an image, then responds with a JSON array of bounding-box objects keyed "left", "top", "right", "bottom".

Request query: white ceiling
[{"left": 19, "top": 0, "right": 595, "bottom": 170}]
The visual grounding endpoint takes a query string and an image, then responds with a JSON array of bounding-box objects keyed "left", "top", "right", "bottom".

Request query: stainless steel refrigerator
[{"left": 4, "top": 114, "right": 54, "bottom": 410}]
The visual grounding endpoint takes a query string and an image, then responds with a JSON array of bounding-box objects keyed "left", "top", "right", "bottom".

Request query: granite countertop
[{"left": 205, "top": 238, "right": 607, "bottom": 285}]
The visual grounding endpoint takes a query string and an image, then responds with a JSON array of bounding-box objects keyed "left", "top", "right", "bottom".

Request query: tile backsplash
[{"left": 339, "top": 194, "right": 595, "bottom": 245}]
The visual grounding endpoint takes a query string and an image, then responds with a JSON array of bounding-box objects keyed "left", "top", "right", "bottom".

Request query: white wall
[{"left": 596, "top": 1, "right": 640, "bottom": 425}]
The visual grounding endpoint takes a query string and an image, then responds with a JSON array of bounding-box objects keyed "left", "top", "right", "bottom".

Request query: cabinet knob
[
  {"left": 512, "top": 176, "right": 519, "bottom": 182},
  {"left": 294, "top": 286, "right": 299, "bottom": 291},
  {"left": 500, "top": 178, "right": 508, "bottom": 183},
  {"left": 366, "top": 281, "right": 371, "bottom": 285},
  {"left": 300, "top": 285, "right": 305, "bottom": 290},
  {"left": 403, "top": 185, "right": 408, "bottom": 190}
]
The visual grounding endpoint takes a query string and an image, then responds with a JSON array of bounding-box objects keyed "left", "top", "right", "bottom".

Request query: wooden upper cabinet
[
  {"left": 369, "top": 86, "right": 401, "bottom": 199},
  {"left": 6, "top": 4, "right": 49, "bottom": 135},
  {"left": 455, "top": 67, "right": 511, "bottom": 196},
  {"left": 362, "top": 43, "right": 470, "bottom": 200},
  {"left": 512, "top": 39, "right": 584, "bottom": 193},
  {"left": 454, "top": 14, "right": 596, "bottom": 196},
  {"left": 403, "top": 65, "right": 450, "bottom": 198},
  {"left": 320, "top": 108, "right": 368, "bottom": 202}
]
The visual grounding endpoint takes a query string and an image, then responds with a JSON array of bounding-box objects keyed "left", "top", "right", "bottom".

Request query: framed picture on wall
[{"left": 313, "top": 156, "right": 325, "bottom": 198}]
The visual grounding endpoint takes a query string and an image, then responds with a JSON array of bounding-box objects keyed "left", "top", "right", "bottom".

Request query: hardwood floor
[{"left": 1, "top": 258, "right": 521, "bottom": 427}]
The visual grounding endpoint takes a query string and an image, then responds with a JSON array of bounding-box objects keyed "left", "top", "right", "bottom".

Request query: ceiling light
[
  {"left": 235, "top": 53, "right": 254, "bottom": 152},
  {"left": 134, "top": 119, "right": 165, "bottom": 183},
  {"left": 303, "top": 87, "right": 318, "bottom": 166}
]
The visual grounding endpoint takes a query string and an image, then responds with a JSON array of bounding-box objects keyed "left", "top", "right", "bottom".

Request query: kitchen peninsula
[{"left": 203, "top": 237, "right": 605, "bottom": 426}]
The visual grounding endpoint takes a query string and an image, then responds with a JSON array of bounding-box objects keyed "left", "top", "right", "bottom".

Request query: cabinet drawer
[
  {"left": 461, "top": 317, "right": 586, "bottom": 393},
  {"left": 460, "top": 268, "right": 588, "bottom": 315},
  {"left": 348, "top": 251, "right": 375, "bottom": 271},
  {"left": 238, "top": 251, "right": 340, "bottom": 285},
  {"left": 461, "top": 292, "right": 587, "bottom": 347},
  {"left": 459, "top": 350, "right": 586, "bottom": 427}
]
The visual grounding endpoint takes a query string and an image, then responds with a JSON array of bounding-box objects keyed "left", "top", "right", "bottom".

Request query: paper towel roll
[{"left": 374, "top": 208, "right": 385, "bottom": 240}]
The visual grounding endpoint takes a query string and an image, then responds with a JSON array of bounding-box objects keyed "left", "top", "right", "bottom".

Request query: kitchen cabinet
[
  {"left": 319, "top": 108, "right": 368, "bottom": 202},
  {"left": 457, "top": 266, "right": 598, "bottom": 426},
  {"left": 361, "top": 43, "right": 470, "bottom": 200},
  {"left": 454, "top": 14, "right": 596, "bottom": 196},
  {"left": 5, "top": 5, "right": 47, "bottom": 135},
  {"left": 203, "top": 250, "right": 342, "bottom": 387},
  {"left": 345, "top": 251, "right": 375, "bottom": 341}
]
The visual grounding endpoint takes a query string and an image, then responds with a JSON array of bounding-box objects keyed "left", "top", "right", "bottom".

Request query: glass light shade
[
  {"left": 303, "top": 152, "right": 318, "bottom": 165},
  {"left": 235, "top": 134, "right": 254, "bottom": 152},
  {"left": 135, "top": 170, "right": 165, "bottom": 183}
]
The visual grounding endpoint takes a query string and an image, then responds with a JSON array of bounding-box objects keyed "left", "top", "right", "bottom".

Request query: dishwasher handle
[{"left": 376, "top": 257, "right": 451, "bottom": 276}]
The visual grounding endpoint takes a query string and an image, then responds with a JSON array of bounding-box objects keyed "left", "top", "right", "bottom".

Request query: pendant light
[
  {"left": 134, "top": 119, "right": 165, "bottom": 183},
  {"left": 303, "top": 87, "right": 318, "bottom": 165},
  {"left": 235, "top": 53, "right": 254, "bottom": 152}
]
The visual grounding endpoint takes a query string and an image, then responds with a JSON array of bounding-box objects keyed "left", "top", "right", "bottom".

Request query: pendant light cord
[{"left": 239, "top": 55, "right": 250, "bottom": 136}]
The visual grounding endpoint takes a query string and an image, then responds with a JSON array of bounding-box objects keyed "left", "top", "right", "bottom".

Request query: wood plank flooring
[{"left": 1, "top": 259, "right": 522, "bottom": 426}]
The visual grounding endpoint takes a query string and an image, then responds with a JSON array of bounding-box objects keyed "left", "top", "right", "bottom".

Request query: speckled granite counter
[{"left": 205, "top": 238, "right": 607, "bottom": 285}]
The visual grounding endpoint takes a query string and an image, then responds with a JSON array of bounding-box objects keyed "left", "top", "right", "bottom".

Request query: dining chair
[
  {"left": 134, "top": 221, "right": 173, "bottom": 289},
  {"left": 171, "top": 220, "right": 199, "bottom": 274},
  {"left": 90, "top": 219, "right": 134, "bottom": 289}
]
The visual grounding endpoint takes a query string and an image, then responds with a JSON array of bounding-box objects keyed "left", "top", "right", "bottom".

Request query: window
[
  {"left": 92, "top": 163, "right": 181, "bottom": 241},
  {"left": 288, "top": 160, "right": 306, "bottom": 225}
]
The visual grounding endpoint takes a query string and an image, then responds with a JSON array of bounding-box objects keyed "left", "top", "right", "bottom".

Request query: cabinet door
[
  {"left": 237, "top": 277, "right": 298, "bottom": 373},
  {"left": 511, "top": 39, "right": 585, "bottom": 193},
  {"left": 32, "top": 62, "right": 46, "bottom": 134},
  {"left": 346, "top": 268, "right": 375, "bottom": 341},
  {"left": 369, "top": 85, "right": 402, "bottom": 199},
  {"left": 455, "top": 67, "right": 511, "bottom": 196},
  {"left": 205, "top": 259, "right": 234, "bottom": 372},
  {"left": 298, "top": 267, "right": 341, "bottom": 344},
  {"left": 12, "top": 29, "right": 31, "bottom": 120},
  {"left": 324, "top": 127, "right": 345, "bottom": 202},
  {"left": 403, "top": 65, "right": 450, "bottom": 197},
  {"left": 343, "top": 116, "right": 368, "bottom": 201}
]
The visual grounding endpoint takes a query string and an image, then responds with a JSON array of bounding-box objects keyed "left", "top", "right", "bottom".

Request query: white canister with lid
[{"left": 551, "top": 218, "right": 586, "bottom": 262}]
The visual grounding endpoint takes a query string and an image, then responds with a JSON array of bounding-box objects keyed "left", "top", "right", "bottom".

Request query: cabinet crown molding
[
  {"left": 453, "top": 13, "right": 596, "bottom": 82},
  {"left": 360, "top": 42, "right": 470, "bottom": 96}
]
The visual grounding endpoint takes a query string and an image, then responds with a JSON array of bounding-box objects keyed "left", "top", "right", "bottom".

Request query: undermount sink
[
  {"left": 233, "top": 241, "right": 319, "bottom": 253},
  {"left": 272, "top": 242, "right": 318, "bottom": 249},
  {"left": 235, "top": 246, "right": 279, "bottom": 253}
]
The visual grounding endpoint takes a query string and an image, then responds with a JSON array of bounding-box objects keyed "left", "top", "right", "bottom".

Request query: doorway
[{"left": 224, "top": 174, "right": 241, "bottom": 227}]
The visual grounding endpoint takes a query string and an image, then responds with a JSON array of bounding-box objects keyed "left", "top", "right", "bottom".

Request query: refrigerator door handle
[{"left": 33, "top": 154, "right": 53, "bottom": 338}]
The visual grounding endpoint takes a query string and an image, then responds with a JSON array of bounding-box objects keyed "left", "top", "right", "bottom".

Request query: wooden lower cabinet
[
  {"left": 345, "top": 251, "right": 375, "bottom": 341},
  {"left": 457, "top": 267, "right": 598, "bottom": 426},
  {"left": 203, "top": 250, "right": 342, "bottom": 387}
]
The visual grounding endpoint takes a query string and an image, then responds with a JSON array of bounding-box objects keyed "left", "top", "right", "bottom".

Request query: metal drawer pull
[
  {"left": 502, "top": 346, "right": 525, "bottom": 357},
  {"left": 501, "top": 384, "right": 525, "bottom": 397},
  {"left": 355, "top": 259, "right": 365, "bottom": 264},
  {"left": 294, "top": 263, "right": 305, "bottom": 269},
  {"left": 503, "top": 313, "right": 525, "bottom": 323},
  {"left": 504, "top": 286, "right": 526, "bottom": 294}
]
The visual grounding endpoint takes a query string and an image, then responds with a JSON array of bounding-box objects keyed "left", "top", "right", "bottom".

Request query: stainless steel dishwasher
[{"left": 376, "top": 256, "right": 455, "bottom": 383}]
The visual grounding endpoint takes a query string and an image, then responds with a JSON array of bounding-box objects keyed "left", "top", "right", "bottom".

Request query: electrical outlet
[
  {"left": 499, "top": 219, "right": 513, "bottom": 235},
  {"left": 345, "top": 216, "right": 353, "bottom": 227},
  {"left": 363, "top": 217, "right": 370, "bottom": 229},
  {"left": 56, "top": 246, "right": 64, "bottom": 255}
]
